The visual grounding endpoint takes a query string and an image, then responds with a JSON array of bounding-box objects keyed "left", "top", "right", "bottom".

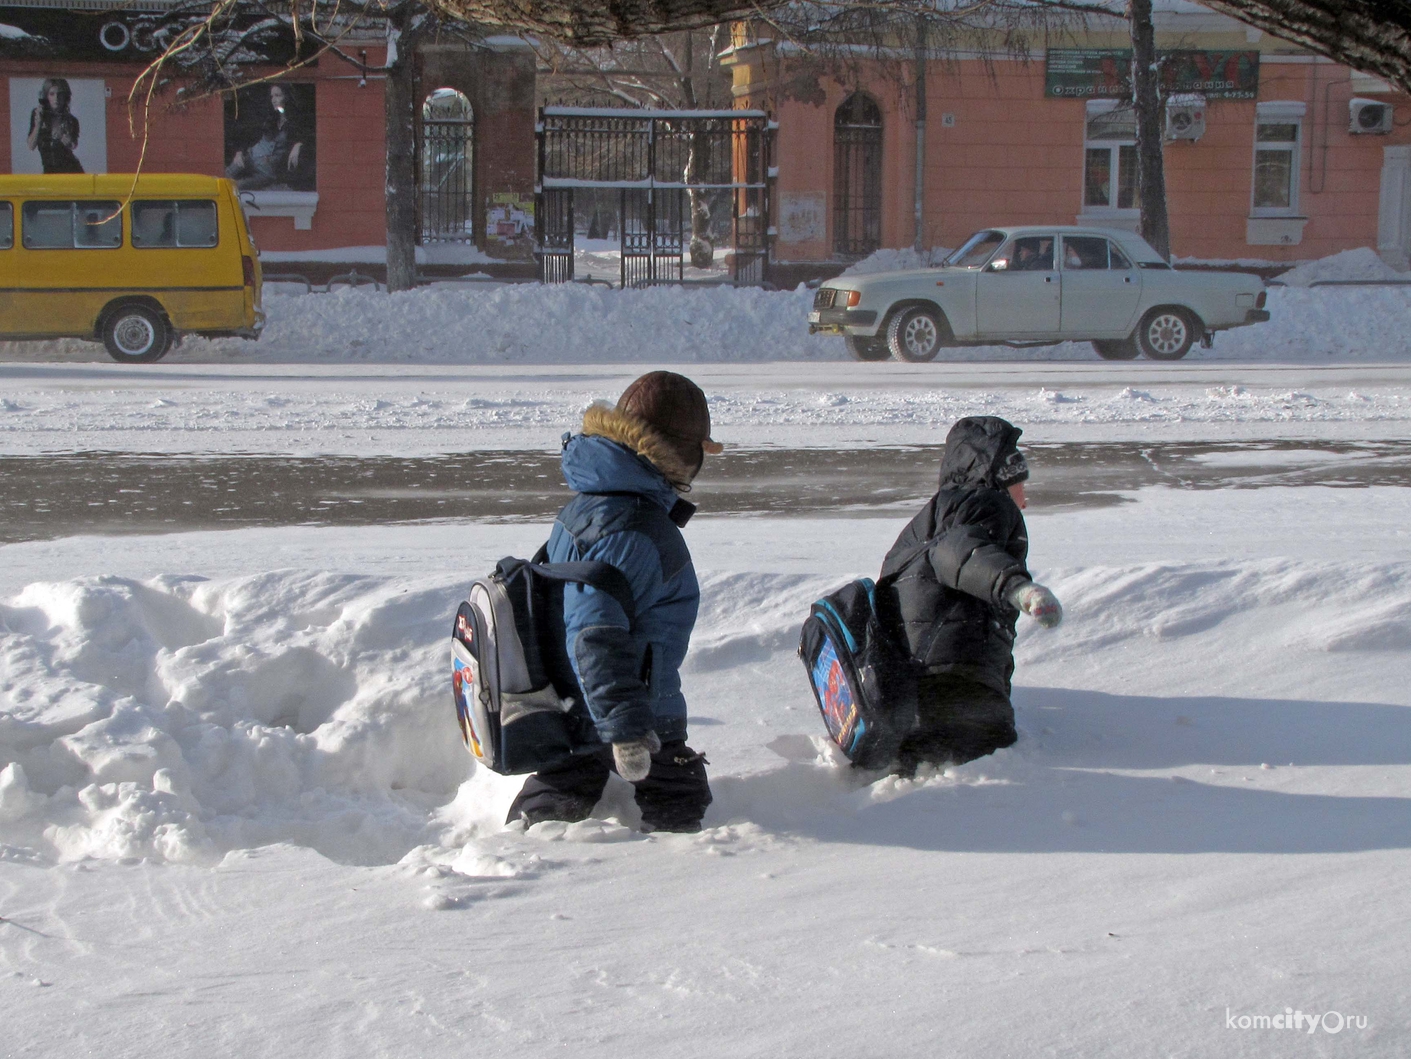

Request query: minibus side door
[
  {"left": 0, "top": 202, "right": 15, "bottom": 332},
  {"left": 19, "top": 199, "right": 123, "bottom": 336}
]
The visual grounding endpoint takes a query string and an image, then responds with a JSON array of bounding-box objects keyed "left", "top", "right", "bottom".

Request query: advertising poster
[
  {"left": 224, "top": 82, "right": 316, "bottom": 192},
  {"left": 487, "top": 192, "right": 533, "bottom": 243},
  {"left": 9, "top": 76, "right": 107, "bottom": 174}
]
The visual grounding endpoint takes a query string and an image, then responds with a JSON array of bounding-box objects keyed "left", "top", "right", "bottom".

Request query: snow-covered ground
[
  {"left": 3, "top": 484, "right": 1410, "bottom": 1056},
  {"left": 4, "top": 361, "right": 1411, "bottom": 456},
  {"left": 4, "top": 250, "right": 1411, "bottom": 1054}
]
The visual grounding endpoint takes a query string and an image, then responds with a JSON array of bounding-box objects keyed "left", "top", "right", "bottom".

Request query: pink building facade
[{"left": 726, "top": 12, "right": 1411, "bottom": 271}]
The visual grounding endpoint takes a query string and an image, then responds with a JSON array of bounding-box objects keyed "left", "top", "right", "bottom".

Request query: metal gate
[
  {"left": 536, "top": 189, "right": 574, "bottom": 283},
  {"left": 833, "top": 93, "right": 882, "bottom": 258},
  {"left": 536, "top": 107, "right": 775, "bottom": 287},
  {"left": 420, "top": 89, "right": 475, "bottom": 244},
  {"left": 621, "top": 189, "right": 685, "bottom": 289}
]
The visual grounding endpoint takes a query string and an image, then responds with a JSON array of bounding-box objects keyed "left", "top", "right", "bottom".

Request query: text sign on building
[{"left": 1046, "top": 49, "right": 1260, "bottom": 100}]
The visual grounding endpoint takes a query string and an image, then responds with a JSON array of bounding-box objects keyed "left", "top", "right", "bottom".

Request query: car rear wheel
[
  {"left": 886, "top": 307, "right": 946, "bottom": 363},
  {"left": 1092, "top": 339, "right": 1139, "bottom": 360},
  {"left": 103, "top": 305, "right": 171, "bottom": 363},
  {"left": 846, "top": 335, "right": 890, "bottom": 361},
  {"left": 1136, "top": 307, "right": 1196, "bottom": 361}
]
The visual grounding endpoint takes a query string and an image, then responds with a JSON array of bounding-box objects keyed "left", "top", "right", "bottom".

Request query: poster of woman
[
  {"left": 224, "top": 82, "right": 315, "bottom": 192},
  {"left": 8, "top": 76, "right": 108, "bottom": 175}
]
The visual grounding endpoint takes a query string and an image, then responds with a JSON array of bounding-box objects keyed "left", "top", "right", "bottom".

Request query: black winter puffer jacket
[{"left": 878, "top": 417, "right": 1031, "bottom": 695}]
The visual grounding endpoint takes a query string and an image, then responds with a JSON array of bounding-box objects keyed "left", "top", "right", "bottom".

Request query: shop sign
[
  {"left": 1046, "top": 49, "right": 1259, "bottom": 100},
  {"left": 0, "top": 7, "right": 303, "bottom": 65}
]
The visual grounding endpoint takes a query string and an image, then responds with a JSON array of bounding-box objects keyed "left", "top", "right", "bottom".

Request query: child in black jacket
[{"left": 879, "top": 416, "right": 1062, "bottom": 773}]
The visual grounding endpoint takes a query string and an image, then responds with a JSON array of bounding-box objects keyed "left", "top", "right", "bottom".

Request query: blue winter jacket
[{"left": 546, "top": 432, "right": 699, "bottom": 745}]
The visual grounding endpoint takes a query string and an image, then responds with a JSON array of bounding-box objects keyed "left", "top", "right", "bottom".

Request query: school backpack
[
  {"left": 452, "top": 548, "right": 635, "bottom": 775},
  {"left": 798, "top": 577, "right": 919, "bottom": 768}
]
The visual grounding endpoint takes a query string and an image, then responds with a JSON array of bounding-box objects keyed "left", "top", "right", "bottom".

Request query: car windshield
[{"left": 943, "top": 230, "right": 1005, "bottom": 268}]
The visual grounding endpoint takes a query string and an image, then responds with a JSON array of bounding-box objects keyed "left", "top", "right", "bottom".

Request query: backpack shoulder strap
[{"left": 495, "top": 556, "right": 637, "bottom": 626}]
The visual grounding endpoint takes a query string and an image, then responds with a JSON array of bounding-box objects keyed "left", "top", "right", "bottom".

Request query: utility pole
[
  {"left": 1129, "top": 0, "right": 1171, "bottom": 260},
  {"left": 913, "top": 15, "right": 927, "bottom": 253}
]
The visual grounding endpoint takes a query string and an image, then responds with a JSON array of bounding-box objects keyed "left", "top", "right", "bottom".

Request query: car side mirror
[{"left": 987, "top": 258, "right": 1009, "bottom": 272}]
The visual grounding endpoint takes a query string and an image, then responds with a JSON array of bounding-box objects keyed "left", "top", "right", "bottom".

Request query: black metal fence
[
  {"left": 421, "top": 117, "right": 475, "bottom": 244},
  {"left": 535, "top": 107, "right": 775, "bottom": 287}
]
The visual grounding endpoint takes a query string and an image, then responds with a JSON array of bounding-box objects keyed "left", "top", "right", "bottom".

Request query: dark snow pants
[
  {"left": 506, "top": 740, "right": 712, "bottom": 833},
  {"left": 895, "top": 674, "right": 1017, "bottom": 774}
]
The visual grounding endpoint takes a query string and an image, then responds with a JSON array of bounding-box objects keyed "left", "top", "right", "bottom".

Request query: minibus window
[
  {"left": 0, "top": 203, "right": 12, "bottom": 249},
  {"left": 132, "top": 200, "right": 218, "bottom": 248},
  {"left": 76, "top": 203, "right": 122, "bottom": 248},
  {"left": 22, "top": 201, "right": 73, "bottom": 248},
  {"left": 21, "top": 201, "right": 122, "bottom": 249}
]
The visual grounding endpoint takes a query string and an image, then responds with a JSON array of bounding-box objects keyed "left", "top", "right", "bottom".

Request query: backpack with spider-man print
[{"left": 798, "top": 577, "right": 919, "bottom": 769}]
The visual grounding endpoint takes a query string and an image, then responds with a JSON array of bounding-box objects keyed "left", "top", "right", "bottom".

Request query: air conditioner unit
[
  {"left": 1349, "top": 97, "right": 1393, "bottom": 134},
  {"left": 1164, "top": 96, "right": 1206, "bottom": 141}
]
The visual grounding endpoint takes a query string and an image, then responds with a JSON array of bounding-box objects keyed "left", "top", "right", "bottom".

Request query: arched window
[
  {"left": 833, "top": 93, "right": 882, "bottom": 257},
  {"left": 420, "top": 88, "right": 474, "bottom": 243}
]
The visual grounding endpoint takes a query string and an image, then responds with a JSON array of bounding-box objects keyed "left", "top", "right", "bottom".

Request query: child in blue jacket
[{"left": 507, "top": 372, "right": 722, "bottom": 832}]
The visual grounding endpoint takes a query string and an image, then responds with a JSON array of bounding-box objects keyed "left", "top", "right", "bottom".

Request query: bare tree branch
[{"left": 1200, "top": 0, "right": 1411, "bottom": 94}]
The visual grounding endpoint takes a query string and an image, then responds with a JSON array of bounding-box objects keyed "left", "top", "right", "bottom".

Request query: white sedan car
[{"left": 808, "top": 226, "right": 1270, "bottom": 362}]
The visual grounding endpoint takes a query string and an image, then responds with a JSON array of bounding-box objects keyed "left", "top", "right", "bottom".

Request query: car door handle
[{"left": 1045, "top": 275, "right": 1053, "bottom": 283}]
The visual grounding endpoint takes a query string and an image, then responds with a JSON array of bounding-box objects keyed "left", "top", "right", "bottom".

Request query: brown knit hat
[{"left": 616, "top": 372, "right": 723, "bottom": 471}]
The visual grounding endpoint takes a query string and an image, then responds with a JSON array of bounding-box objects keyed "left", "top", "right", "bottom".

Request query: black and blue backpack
[
  {"left": 452, "top": 547, "right": 635, "bottom": 776},
  {"left": 798, "top": 576, "right": 919, "bottom": 768}
]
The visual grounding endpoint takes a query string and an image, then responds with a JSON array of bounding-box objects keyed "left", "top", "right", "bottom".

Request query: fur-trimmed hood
[{"left": 580, "top": 401, "right": 700, "bottom": 491}]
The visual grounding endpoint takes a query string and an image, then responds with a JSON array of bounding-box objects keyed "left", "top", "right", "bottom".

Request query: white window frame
[
  {"left": 1081, "top": 99, "right": 1140, "bottom": 219},
  {"left": 1251, "top": 100, "right": 1306, "bottom": 218}
]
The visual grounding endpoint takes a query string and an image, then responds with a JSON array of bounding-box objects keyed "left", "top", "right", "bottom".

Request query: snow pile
[
  {"left": 0, "top": 244, "right": 1408, "bottom": 371},
  {"left": 1275, "top": 247, "right": 1406, "bottom": 287},
  {"left": 841, "top": 246, "right": 955, "bottom": 274},
  {"left": 4, "top": 555, "right": 1409, "bottom": 868},
  {"left": 0, "top": 572, "right": 471, "bottom": 865},
  {"left": 242, "top": 282, "right": 836, "bottom": 363}
]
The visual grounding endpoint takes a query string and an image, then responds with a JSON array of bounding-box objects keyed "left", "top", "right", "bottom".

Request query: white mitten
[
  {"left": 612, "top": 731, "right": 662, "bottom": 782},
  {"left": 1007, "top": 580, "right": 1064, "bottom": 628}
]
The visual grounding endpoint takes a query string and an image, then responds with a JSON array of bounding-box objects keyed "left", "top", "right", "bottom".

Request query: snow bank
[
  {"left": 227, "top": 283, "right": 840, "bottom": 363},
  {"left": 2, "top": 249, "right": 1410, "bottom": 365},
  {"left": 4, "top": 556, "right": 1409, "bottom": 867},
  {"left": 1274, "top": 247, "right": 1406, "bottom": 287},
  {"left": 840, "top": 246, "right": 955, "bottom": 274}
]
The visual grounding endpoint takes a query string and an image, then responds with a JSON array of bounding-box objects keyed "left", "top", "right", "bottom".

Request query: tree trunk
[
  {"left": 1129, "top": 0, "right": 1170, "bottom": 261},
  {"left": 686, "top": 132, "right": 713, "bottom": 268},
  {"left": 384, "top": 16, "right": 419, "bottom": 293}
]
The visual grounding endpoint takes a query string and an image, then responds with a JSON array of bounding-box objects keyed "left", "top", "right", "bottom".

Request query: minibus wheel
[{"left": 102, "top": 305, "right": 170, "bottom": 363}]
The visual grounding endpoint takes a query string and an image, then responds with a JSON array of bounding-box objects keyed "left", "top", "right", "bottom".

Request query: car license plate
[{"left": 807, "top": 311, "right": 820, "bottom": 323}]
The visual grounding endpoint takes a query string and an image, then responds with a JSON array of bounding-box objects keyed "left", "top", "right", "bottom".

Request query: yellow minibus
[{"left": 0, "top": 173, "right": 263, "bottom": 362}]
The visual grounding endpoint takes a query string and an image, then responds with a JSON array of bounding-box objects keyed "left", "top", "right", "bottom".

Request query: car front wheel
[
  {"left": 103, "top": 305, "right": 171, "bottom": 363},
  {"left": 1136, "top": 307, "right": 1196, "bottom": 361},
  {"left": 1092, "top": 339, "right": 1139, "bottom": 360},
  {"left": 846, "top": 335, "right": 890, "bottom": 361},
  {"left": 886, "top": 307, "right": 946, "bottom": 363}
]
